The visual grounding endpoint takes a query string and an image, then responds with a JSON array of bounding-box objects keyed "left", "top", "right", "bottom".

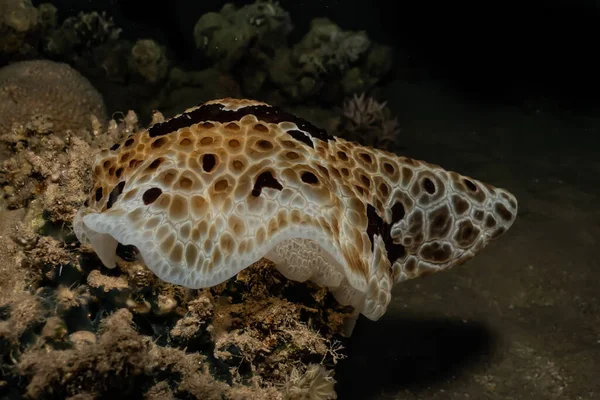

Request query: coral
[
  {"left": 0, "top": 209, "right": 29, "bottom": 303},
  {"left": 0, "top": 0, "right": 38, "bottom": 33},
  {"left": 0, "top": 130, "right": 91, "bottom": 216},
  {"left": 293, "top": 18, "right": 370, "bottom": 76},
  {"left": 0, "top": 103, "right": 349, "bottom": 394},
  {"left": 0, "top": 105, "right": 133, "bottom": 217},
  {"left": 209, "top": 262, "right": 348, "bottom": 384},
  {"left": 40, "top": 10, "right": 135, "bottom": 96},
  {"left": 75, "top": 97, "right": 518, "bottom": 326},
  {"left": 0, "top": 243, "right": 348, "bottom": 398},
  {"left": 188, "top": 2, "right": 392, "bottom": 104},
  {"left": 339, "top": 92, "right": 400, "bottom": 150},
  {"left": 266, "top": 47, "right": 323, "bottom": 101},
  {"left": 0, "top": 293, "right": 51, "bottom": 372},
  {"left": 170, "top": 291, "right": 214, "bottom": 342},
  {"left": 0, "top": 60, "right": 107, "bottom": 137},
  {"left": 36, "top": 3, "right": 56, "bottom": 31},
  {"left": 28, "top": 11, "right": 168, "bottom": 122},
  {"left": 128, "top": 39, "right": 169, "bottom": 83},
  {"left": 16, "top": 308, "right": 233, "bottom": 399},
  {"left": 264, "top": 17, "right": 376, "bottom": 101},
  {"left": 265, "top": 18, "right": 391, "bottom": 102},
  {"left": 339, "top": 45, "right": 393, "bottom": 95},
  {"left": 0, "top": 0, "right": 56, "bottom": 57},
  {"left": 43, "top": 11, "right": 121, "bottom": 61},
  {"left": 93, "top": 39, "right": 132, "bottom": 83},
  {"left": 193, "top": 0, "right": 292, "bottom": 71},
  {"left": 23, "top": 235, "right": 78, "bottom": 282},
  {"left": 283, "top": 364, "right": 337, "bottom": 400}
]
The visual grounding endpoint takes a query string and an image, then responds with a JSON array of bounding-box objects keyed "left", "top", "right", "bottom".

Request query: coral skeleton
[{"left": 74, "top": 98, "right": 518, "bottom": 323}]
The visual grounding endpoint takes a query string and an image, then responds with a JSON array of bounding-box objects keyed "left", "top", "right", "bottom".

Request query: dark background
[{"left": 36, "top": 0, "right": 600, "bottom": 112}]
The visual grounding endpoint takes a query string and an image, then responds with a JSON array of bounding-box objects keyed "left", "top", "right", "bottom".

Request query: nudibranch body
[{"left": 74, "top": 98, "right": 517, "bottom": 320}]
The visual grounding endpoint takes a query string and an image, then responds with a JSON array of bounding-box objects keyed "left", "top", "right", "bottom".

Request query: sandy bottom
[{"left": 336, "top": 79, "right": 600, "bottom": 399}]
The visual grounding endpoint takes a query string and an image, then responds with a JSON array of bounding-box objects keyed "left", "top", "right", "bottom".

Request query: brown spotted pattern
[{"left": 73, "top": 98, "right": 518, "bottom": 321}]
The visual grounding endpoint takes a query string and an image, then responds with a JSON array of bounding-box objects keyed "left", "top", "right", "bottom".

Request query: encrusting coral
[{"left": 74, "top": 97, "right": 518, "bottom": 329}]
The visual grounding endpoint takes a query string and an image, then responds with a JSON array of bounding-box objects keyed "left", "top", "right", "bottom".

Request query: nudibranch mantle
[{"left": 74, "top": 98, "right": 517, "bottom": 320}]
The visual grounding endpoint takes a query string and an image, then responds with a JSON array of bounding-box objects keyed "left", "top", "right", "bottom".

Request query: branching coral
[
  {"left": 41, "top": 10, "right": 130, "bottom": 88},
  {"left": 210, "top": 262, "right": 347, "bottom": 384},
  {"left": 0, "top": 130, "right": 93, "bottom": 212},
  {"left": 15, "top": 308, "right": 235, "bottom": 399},
  {"left": 339, "top": 92, "right": 400, "bottom": 150},
  {"left": 268, "top": 18, "right": 391, "bottom": 101}
]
